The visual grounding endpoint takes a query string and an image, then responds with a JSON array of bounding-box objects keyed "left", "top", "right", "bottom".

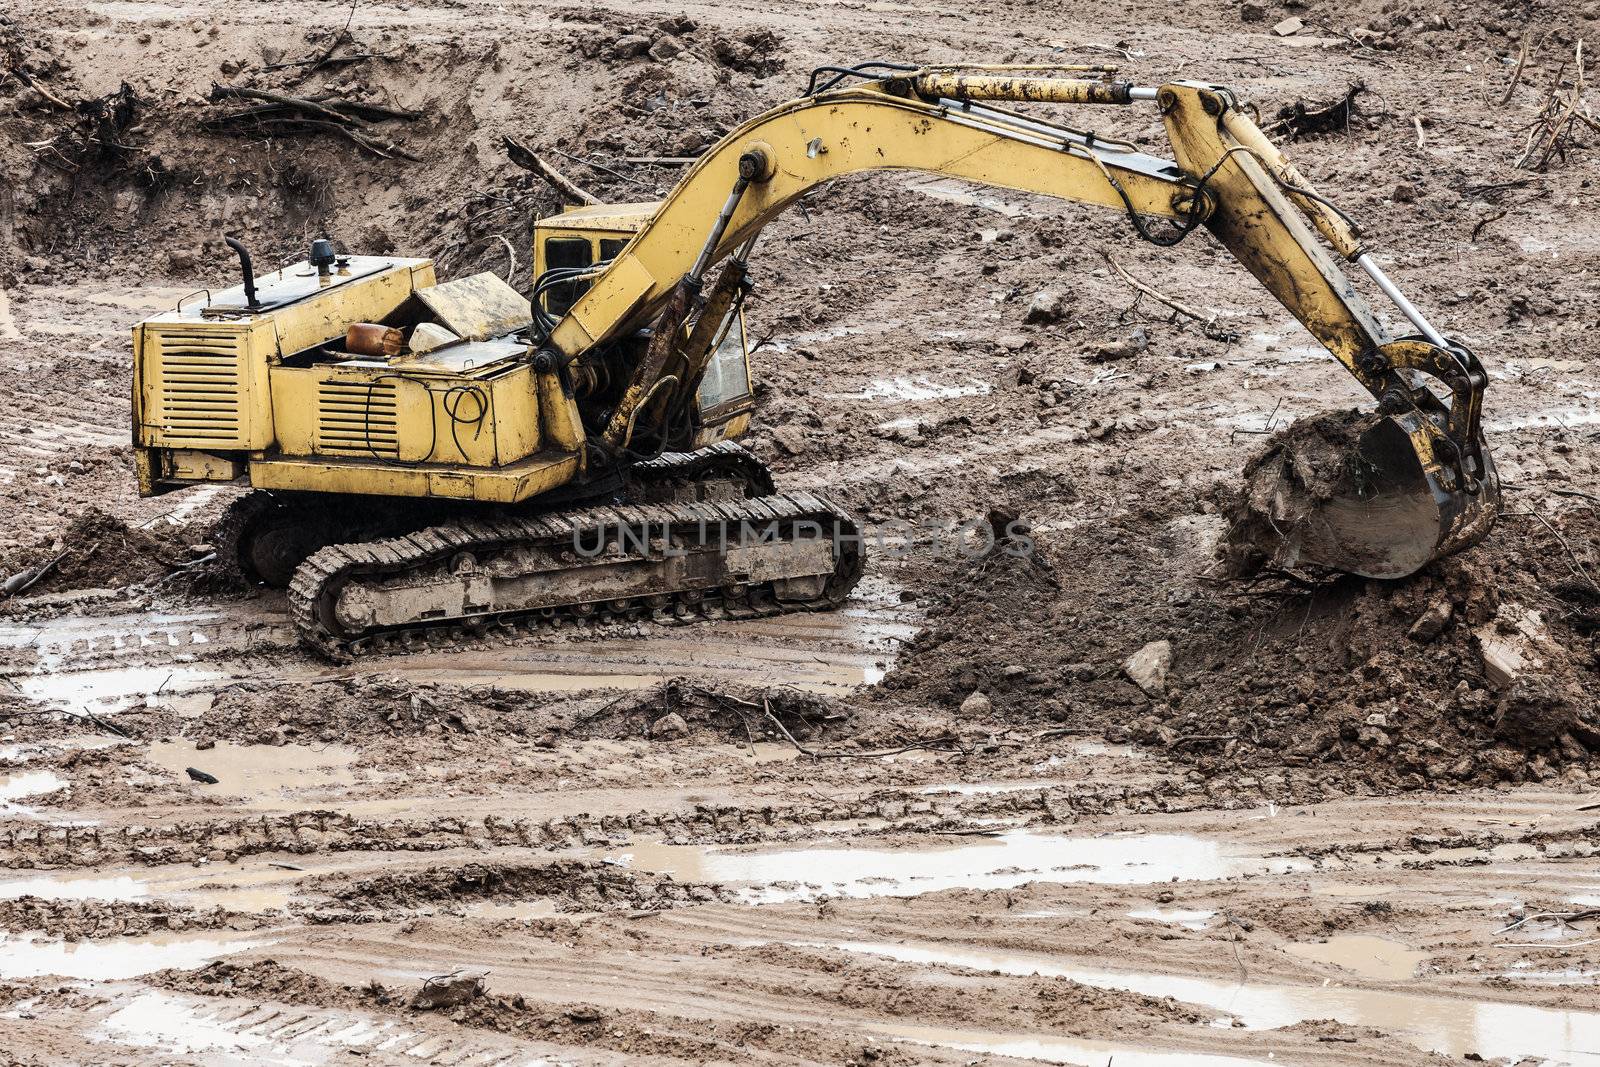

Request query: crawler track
[{"left": 275, "top": 444, "right": 859, "bottom": 659}]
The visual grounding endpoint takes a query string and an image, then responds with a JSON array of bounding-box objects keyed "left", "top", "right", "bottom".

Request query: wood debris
[{"left": 204, "top": 83, "right": 422, "bottom": 161}]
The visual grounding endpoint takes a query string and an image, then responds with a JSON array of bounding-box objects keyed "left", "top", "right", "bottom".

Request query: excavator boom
[{"left": 545, "top": 67, "right": 1497, "bottom": 579}]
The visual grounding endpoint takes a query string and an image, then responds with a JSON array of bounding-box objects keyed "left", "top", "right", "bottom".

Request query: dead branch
[
  {"left": 1501, "top": 32, "right": 1531, "bottom": 105},
  {"left": 1264, "top": 82, "right": 1370, "bottom": 141},
  {"left": 1101, "top": 250, "right": 1223, "bottom": 333},
  {"left": 9, "top": 67, "right": 72, "bottom": 110},
  {"left": 1516, "top": 40, "right": 1594, "bottom": 171},
  {"left": 208, "top": 84, "right": 357, "bottom": 126},
  {"left": 502, "top": 136, "right": 600, "bottom": 206}
]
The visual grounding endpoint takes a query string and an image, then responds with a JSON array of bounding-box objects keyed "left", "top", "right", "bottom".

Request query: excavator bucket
[{"left": 1227, "top": 411, "right": 1501, "bottom": 580}]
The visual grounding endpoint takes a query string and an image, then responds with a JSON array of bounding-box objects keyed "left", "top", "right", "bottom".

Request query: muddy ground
[{"left": 3, "top": 0, "right": 1600, "bottom": 1064}]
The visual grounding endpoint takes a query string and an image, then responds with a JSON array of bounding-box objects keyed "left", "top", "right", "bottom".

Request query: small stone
[
  {"left": 770, "top": 425, "right": 807, "bottom": 456},
  {"left": 1240, "top": 1, "right": 1267, "bottom": 21},
  {"left": 648, "top": 34, "right": 683, "bottom": 61},
  {"left": 1495, "top": 676, "right": 1580, "bottom": 749},
  {"left": 650, "top": 711, "right": 689, "bottom": 739},
  {"left": 1392, "top": 182, "right": 1417, "bottom": 203},
  {"left": 612, "top": 34, "right": 653, "bottom": 58},
  {"left": 1364, "top": 712, "right": 1388, "bottom": 728},
  {"left": 1023, "top": 289, "right": 1064, "bottom": 325},
  {"left": 1124, "top": 640, "right": 1172, "bottom": 698},
  {"left": 1407, "top": 596, "right": 1453, "bottom": 643},
  {"left": 1272, "top": 16, "right": 1305, "bottom": 35},
  {"left": 959, "top": 691, "right": 993, "bottom": 717},
  {"left": 1091, "top": 327, "right": 1149, "bottom": 362}
]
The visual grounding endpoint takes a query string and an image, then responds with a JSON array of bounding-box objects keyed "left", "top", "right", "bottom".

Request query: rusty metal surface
[{"left": 415, "top": 271, "right": 534, "bottom": 341}]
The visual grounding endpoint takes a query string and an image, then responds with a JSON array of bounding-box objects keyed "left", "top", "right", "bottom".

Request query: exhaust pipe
[{"left": 223, "top": 235, "right": 260, "bottom": 309}]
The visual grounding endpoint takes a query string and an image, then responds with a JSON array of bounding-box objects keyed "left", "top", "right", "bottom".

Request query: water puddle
[
  {"left": 1127, "top": 907, "right": 1215, "bottom": 930},
  {"left": 0, "top": 862, "right": 302, "bottom": 912},
  {"left": 611, "top": 829, "right": 1302, "bottom": 902},
  {"left": 0, "top": 874, "right": 148, "bottom": 902},
  {"left": 146, "top": 740, "right": 358, "bottom": 806},
  {"left": 1505, "top": 962, "right": 1600, "bottom": 985},
  {"left": 0, "top": 289, "right": 20, "bottom": 339},
  {"left": 331, "top": 602, "right": 907, "bottom": 695},
  {"left": 0, "top": 769, "right": 67, "bottom": 817},
  {"left": 12, "top": 665, "right": 219, "bottom": 715},
  {"left": 464, "top": 899, "right": 562, "bottom": 921},
  {"left": 1487, "top": 407, "right": 1600, "bottom": 433},
  {"left": 95, "top": 991, "right": 400, "bottom": 1063},
  {"left": 90, "top": 988, "right": 538, "bottom": 1065},
  {"left": 828, "top": 375, "right": 991, "bottom": 402},
  {"left": 0, "top": 736, "right": 132, "bottom": 763},
  {"left": 0, "top": 931, "right": 267, "bottom": 980},
  {"left": 1284, "top": 933, "right": 1425, "bottom": 981},
  {"left": 822, "top": 939, "right": 1600, "bottom": 1065},
  {"left": 875, "top": 1021, "right": 1274, "bottom": 1066}
]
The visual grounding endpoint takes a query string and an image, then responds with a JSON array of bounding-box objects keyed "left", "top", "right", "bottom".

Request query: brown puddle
[
  {"left": 147, "top": 740, "right": 359, "bottom": 808},
  {"left": 1284, "top": 933, "right": 1427, "bottom": 981},
  {"left": 0, "top": 931, "right": 268, "bottom": 980},
  {"left": 818, "top": 939, "right": 1600, "bottom": 1066},
  {"left": 0, "top": 858, "right": 326, "bottom": 913},
  {"left": 872, "top": 1021, "right": 1275, "bottom": 1067},
  {"left": 611, "top": 829, "right": 1306, "bottom": 902}
]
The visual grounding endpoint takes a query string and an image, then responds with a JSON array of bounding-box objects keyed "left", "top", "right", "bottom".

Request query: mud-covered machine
[{"left": 130, "top": 65, "right": 1500, "bottom": 657}]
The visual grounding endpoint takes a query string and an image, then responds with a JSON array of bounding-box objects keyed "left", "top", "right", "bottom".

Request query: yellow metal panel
[
  {"left": 248, "top": 451, "right": 579, "bottom": 503},
  {"left": 168, "top": 449, "right": 244, "bottom": 482},
  {"left": 269, "top": 367, "right": 321, "bottom": 456},
  {"left": 415, "top": 272, "right": 533, "bottom": 341},
  {"left": 490, "top": 371, "right": 541, "bottom": 460},
  {"left": 566, "top": 252, "right": 656, "bottom": 350},
  {"left": 267, "top": 264, "right": 423, "bottom": 357},
  {"left": 137, "top": 319, "right": 272, "bottom": 450},
  {"left": 546, "top": 201, "right": 660, "bottom": 231},
  {"left": 536, "top": 367, "right": 586, "bottom": 453},
  {"left": 272, "top": 362, "right": 541, "bottom": 469}
]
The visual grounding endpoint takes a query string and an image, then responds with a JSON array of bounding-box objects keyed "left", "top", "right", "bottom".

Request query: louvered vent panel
[
  {"left": 317, "top": 380, "right": 399, "bottom": 456},
  {"left": 149, "top": 330, "right": 246, "bottom": 447}
]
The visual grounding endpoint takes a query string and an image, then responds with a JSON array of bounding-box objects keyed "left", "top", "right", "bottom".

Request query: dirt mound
[
  {"left": 0, "top": 507, "right": 195, "bottom": 600},
  {"left": 0, "top": 896, "right": 274, "bottom": 938},
  {"left": 196, "top": 675, "right": 852, "bottom": 750},
  {"left": 882, "top": 494, "right": 1600, "bottom": 793},
  {"left": 307, "top": 859, "right": 732, "bottom": 915}
]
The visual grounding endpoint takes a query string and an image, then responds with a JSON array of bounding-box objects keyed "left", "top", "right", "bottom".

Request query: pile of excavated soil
[
  {"left": 195, "top": 675, "right": 853, "bottom": 751},
  {"left": 0, "top": 507, "right": 193, "bottom": 601},
  {"left": 881, "top": 484, "right": 1600, "bottom": 793}
]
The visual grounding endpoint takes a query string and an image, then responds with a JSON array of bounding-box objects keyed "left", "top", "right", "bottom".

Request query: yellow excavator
[{"left": 130, "top": 65, "right": 1499, "bottom": 657}]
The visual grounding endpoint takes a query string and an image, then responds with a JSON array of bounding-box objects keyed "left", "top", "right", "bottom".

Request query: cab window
[
  {"left": 697, "top": 310, "right": 752, "bottom": 413},
  {"left": 543, "top": 237, "right": 593, "bottom": 315}
]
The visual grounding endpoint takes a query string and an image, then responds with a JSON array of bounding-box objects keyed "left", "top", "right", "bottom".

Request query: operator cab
[{"left": 533, "top": 202, "right": 756, "bottom": 446}]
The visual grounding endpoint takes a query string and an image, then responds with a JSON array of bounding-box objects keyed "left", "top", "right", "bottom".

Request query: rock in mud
[
  {"left": 1124, "top": 640, "right": 1172, "bottom": 698},
  {"left": 958, "top": 691, "right": 992, "bottom": 717},
  {"left": 1474, "top": 604, "right": 1557, "bottom": 689},
  {"left": 612, "top": 33, "right": 653, "bottom": 58},
  {"left": 648, "top": 34, "right": 684, "bottom": 61},
  {"left": 650, "top": 711, "right": 689, "bottom": 739},
  {"left": 412, "top": 972, "right": 485, "bottom": 1011},
  {"left": 1494, "top": 676, "right": 1582, "bottom": 749},
  {"left": 1407, "top": 596, "right": 1454, "bottom": 643},
  {"left": 1023, "top": 289, "right": 1064, "bottom": 324}
]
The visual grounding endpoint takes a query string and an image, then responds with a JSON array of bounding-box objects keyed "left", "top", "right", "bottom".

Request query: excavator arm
[{"left": 535, "top": 67, "right": 1497, "bottom": 578}]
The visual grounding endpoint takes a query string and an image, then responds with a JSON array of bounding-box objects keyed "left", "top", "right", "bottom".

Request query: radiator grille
[
  {"left": 317, "top": 380, "right": 399, "bottom": 456},
  {"left": 148, "top": 330, "right": 246, "bottom": 447}
]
